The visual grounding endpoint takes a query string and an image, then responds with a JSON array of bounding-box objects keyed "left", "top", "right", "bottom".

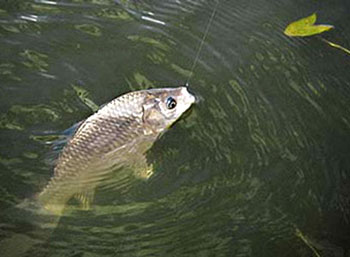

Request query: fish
[
  {"left": 38, "top": 85, "right": 196, "bottom": 215},
  {"left": 0, "top": 86, "right": 195, "bottom": 257}
]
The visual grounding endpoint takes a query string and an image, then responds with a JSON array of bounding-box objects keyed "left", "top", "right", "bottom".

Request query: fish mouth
[
  {"left": 182, "top": 84, "right": 197, "bottom": 104},
  {"left": 179, "top": 105, "right": 195, "bottom": 123}
]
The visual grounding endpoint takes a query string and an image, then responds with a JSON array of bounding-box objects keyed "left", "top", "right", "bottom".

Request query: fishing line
[{"left": 186, "top": 0, "right": 220, "bottom": 85}]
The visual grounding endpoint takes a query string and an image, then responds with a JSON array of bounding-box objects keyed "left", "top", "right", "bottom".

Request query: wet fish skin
[
  {"left": 38, "top": 86, "right": 195, "bottom": 215},
  {"left": 0, "top": 86, "right": 195, "bottom": 257}
]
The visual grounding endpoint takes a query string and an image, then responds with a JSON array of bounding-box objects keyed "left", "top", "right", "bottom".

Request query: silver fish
[
  {"left": 0, "top": 86, "right": 195, "bottom": 257},
  {"left": 38, "top": 86, "right": 196, "bottom": 215}
]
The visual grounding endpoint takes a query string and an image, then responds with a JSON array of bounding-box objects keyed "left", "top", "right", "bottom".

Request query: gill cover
[{"left": 142, "top": 96, "right": 165, "bottom": 134}]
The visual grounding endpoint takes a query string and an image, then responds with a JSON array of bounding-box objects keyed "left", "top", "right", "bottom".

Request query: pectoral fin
[
  {"left": 74, "top": 190, "right": 95, "bottom": 210},
  {"left": 132, "top": 153, "right": 154, "bottom": 180},
  {"left": 135, "top": 163, "right": 154, "bottom": 180}
]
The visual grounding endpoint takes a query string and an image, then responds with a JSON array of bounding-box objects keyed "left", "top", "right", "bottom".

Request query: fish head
[{"left": 142, "top": 86, "right": 196, "bottom": 133}]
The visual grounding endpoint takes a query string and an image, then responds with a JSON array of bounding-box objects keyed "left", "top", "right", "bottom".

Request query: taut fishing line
[{"left": 186, "top": 0, "right": 220, "bottom": 85}]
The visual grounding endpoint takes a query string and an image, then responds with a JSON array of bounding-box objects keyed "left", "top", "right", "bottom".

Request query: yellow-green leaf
[{"left": 284, "top": 13, "right": 334, "bottom": 37}]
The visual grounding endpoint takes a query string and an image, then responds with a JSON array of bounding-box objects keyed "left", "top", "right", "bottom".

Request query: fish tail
[
  {"left": 36, "top": 178, "right": 77, "bottom": 216},
  {"left": 0, "top": 198, "right": 61, "bottom": 257},
  {"left": 0, "top": 233, "right": 38, "bottom": 257}
]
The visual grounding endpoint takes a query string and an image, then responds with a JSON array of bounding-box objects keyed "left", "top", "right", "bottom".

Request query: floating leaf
[{"left": 284, "top": 13, "right": 334, "bottom": 37}]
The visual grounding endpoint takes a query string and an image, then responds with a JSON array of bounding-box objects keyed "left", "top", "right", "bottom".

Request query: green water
[{"left": 1, "top": 0, "right": 350, "bottom": 256}]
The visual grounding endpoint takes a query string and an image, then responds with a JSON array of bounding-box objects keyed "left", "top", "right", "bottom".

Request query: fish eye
[{"left": 166, "top": 97, "right": 177, "bottom": 109}]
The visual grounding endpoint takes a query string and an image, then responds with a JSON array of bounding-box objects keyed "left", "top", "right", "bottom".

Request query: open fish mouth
[
  {"left": 183, "top": 83, "right": 199, "bottom": 104},
  {"left": 177, "top": 100, "right": 195, "bottom": 122},
  {"left": 178, "top": 85, "right": 197, "bottom": 121},
  {"left": 181, "top": 106, "right": 194, "bottom": 121}
]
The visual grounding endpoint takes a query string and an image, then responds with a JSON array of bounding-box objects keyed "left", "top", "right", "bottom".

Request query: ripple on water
[{"left": 1, "top": 0, "right": 350, "bottom": 256}]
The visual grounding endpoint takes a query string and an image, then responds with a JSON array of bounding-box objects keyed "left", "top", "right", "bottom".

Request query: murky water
[{"left": 1, "top": 0, "right": 350, "bottom": 256}]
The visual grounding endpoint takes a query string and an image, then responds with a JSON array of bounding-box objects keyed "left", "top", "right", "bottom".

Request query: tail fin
[{"left": 0, "top": 199, "right": 61, "bottom": 257}]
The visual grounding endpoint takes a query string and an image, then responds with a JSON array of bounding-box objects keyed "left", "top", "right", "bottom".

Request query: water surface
[{"left": 1, "top": 0, "right": 350, "bottom": 256}]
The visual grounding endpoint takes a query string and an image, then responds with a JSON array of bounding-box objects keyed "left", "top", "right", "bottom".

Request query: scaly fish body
[
  {"left": 38, "top": 86, "right": 195, "bottom": 215},
  {"left": 0, "top": 86, "right": 195, "bottom": 257}
]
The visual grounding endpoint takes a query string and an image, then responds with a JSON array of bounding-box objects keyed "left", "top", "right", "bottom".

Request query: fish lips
[{"left": 182, "top": 83, "right": 200, "bottom": 104}]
